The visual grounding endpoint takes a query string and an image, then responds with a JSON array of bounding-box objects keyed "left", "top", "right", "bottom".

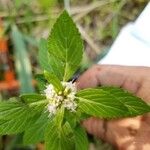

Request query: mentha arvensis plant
[{"left": 0, "top": 10, "right": 149, "bottom": 150}]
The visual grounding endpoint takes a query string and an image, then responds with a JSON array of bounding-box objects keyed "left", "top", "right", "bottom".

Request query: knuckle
[{"left": 91, "top": 64, "right": 101, "bottom": 71}]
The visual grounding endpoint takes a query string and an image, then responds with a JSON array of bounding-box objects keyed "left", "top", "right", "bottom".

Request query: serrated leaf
[
  {"left": 62, "top": 122, "right": 74, "bottom": 149},
  {"left": 0, "top": 100, "right": 29, "bottom": 134},
  {"left": 23, "top": 112, "right": 48, "bottom": 144},
  {"left": 28, "top": 100, "right": 48, "bottom": 115},
  {"left": 44, "top": 107, "right": 72, "bottom": 150},
  {"left": 76, "top": 87, "right": 150, "bottom": 118},
  {"left": 20, "top": 93, "right": 46, "bottom": 103},
  {"left": 45, "top": 120, "right": 74, "bottom": 150},
  {"left": 0, "top": 98, "right": 48, "bottom": 135},
  {"left": 62, "top": 122, "right": 73, "bottom": 137},
  {"left": 64, "top": 110, "right": 78, "bottom": 128},
  {"left": 74, "top": 126, "right": 88, "bottom": 150},
  {"left": 0, "top": 117, "right": 29, "bottom": 135},
  {"left": 45, "top": 121, "right": 60, "bottom": 150},
  {"left": 38, "top": 39, "right": 65, "bottom": 80},
  {"left": 100, "top": 87, "right": 150, "bottom": 115},
  {"left": 48, "top": 10, "right": 83, "bottom": 81},
  {"left": 44, "top": 71, "right": 63, "bottom": 91},
  {"left": 76, "top": 88, "right": 128, "bottom": 118},
  {"left": 0, "top": 99, "right": 28, "bottom": 120},
  {"left": 38, "top": 38, "right": 52, "bottom": 72}
]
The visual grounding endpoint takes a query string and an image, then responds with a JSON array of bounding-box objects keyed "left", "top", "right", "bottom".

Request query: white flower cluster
[{"left": 44, "top": 82, "right": 77, "bottom": 115}]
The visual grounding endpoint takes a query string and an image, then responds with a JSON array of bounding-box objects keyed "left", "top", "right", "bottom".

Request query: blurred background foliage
[{"left": 0, "top": 0, "right": 149, "bottom": 149}]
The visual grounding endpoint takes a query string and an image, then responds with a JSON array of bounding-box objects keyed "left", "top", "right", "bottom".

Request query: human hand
[{"left": 77, "top": 65, "right": 150, "bottom": 150}]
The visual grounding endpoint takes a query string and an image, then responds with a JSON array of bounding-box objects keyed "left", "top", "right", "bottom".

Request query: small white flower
[
  {"left": 56, "top": 95, "right": 63, "bottom": 102},
  {"left": 44, "top": 81, "right": 77, "bottom": 116},
  {"left": 63, "top": 100, "right": 77, "bottom": 112},
  {"left": 62, "top": 82, "right": 76, "bottom": 93},
  {"left": 44, "top": 84, "right": 55, "bottom": 99},
  {"left": 47, "top": 104, "right": 57, "bottom": 115},
  {"left": 67, "top": 93, "right": 75, "bottom": 99}
]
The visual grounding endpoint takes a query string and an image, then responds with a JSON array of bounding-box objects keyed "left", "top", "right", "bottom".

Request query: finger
[
  {"left": 82, "top": 117, "right": 106, "bottom": 139},
  {"left": 76, "top": 65, "right": 101, "bottom": 90},
  {"left": 83, "top": 115, "right": 150, "bottom": 148},
  {"left": 77, "top": 65, "right": 143, "bottom": 94}
]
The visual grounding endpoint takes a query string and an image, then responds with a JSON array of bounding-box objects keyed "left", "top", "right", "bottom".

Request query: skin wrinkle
[
  {"left": 127, "top": 126, "right": 137, "bottom": 136},
  {"left": 137, "top": 79, "right": 150, "bottom": 103},
  {"left": 77, "top": 65, "right": 150, "bottom": 150},
  {"left": 121, "top": 77, "right": 141, "bottom": 94}
]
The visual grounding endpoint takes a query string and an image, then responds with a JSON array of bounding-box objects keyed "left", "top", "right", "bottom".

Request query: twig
[
  {"left": 78, "top": 25, "right": 100, "bottom": 54},
  {"left": 102, "top": 13, "right": 114, "bottom": 27},
  {"left": 71, "top": 0, "right": 116, "bottom": 15},
  {"left": 73, "top": 0, "right": 116, "bottom": 21},
  {"left": 101, "top": 0, "right": 127, "bottom": 28},
  {"left": 0, "top": 0, "right": 116, "bottom": 18},
  {"left": 64, "top": 0, "right": 71, "bottom": 13},
  {"left": 16, "top": 15, "right": 54, "bottom": 24}
]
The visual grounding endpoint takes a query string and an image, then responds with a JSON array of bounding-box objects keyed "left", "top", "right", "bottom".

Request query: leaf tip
[{"left": 61, "top": 9, "right": 70, "bottom": 17}]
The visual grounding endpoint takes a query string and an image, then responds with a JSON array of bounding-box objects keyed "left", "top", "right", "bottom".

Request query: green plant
[
  {"left": 0, "top": 10, "right": 149, "bottom": 150},
  {"left": 11, "top": 25, "right": 34, "bottom": 93}
]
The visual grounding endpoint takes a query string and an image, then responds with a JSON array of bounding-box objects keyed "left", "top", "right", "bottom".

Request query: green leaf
[
  {"left": 44, "top": 71, "right": 63, "bottom": 91},
  {"left": 20, "top": 93, "right": 46, "bottom": 103},
  {"left": 35, "top": 74, "right": 47, "bottom": 91},
  {"left": 45, "top": 120, "right": 74, "bottom": 150},
  {"left": 48, "top": 10, "right": 83, "bottom": 81},
  {"left": 45, "top": 121, "right": 59, "bottom": 150},
  {"left": 23, "top": 112, "right": 48, "bottom": 144},
  {"left": 100, "top": 87, "right": 150, "bottom": 115},
  {"left": 38, "top": 38, "right": 52, "bottom": 72},
  {"left": 0, "top": 100, "right": 30, "bottom": 134},
  {"left": 54, "top": 106, "right": 65, "bottom": 128},
  {"left": 35, "top": 74, "right": 46, "bottom": 82},
  {"left": 62, "top": 122, "right": 73, "bottom": 138},
  {"left": 39, "top": 39, "right": 64, "bottom": 80},
  {"left": 62, "top": 122, "right": 74, "bottom": 149},
  {"left": 28, "top": 100, "right": 48, "bottom": 115},
  {"left": 0, "top": 99, "right": 28, "bottom": 120},
  {"left": 64, "top": 110, "right": 78, "bottom": 128},
  {"left": 0, "top": 117, "right": 29, "bottom": 135},
  {"left": 74, "top": 126, "right": 88, "bottom": 150},
  {"left": 0, "top": 98, "right": 48, "bottom": 135},
  {"left": 76, "top": 87, "right": 150, "bottom": 118},
  {"left": 45, "top": 108, "right": 74, "bottom": 150},
  {"left": 11, "top": 25, "right": 34, "bottom": 93},
  {"left": 48, "top": 54, "right": 65, "bottom": 80}
]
